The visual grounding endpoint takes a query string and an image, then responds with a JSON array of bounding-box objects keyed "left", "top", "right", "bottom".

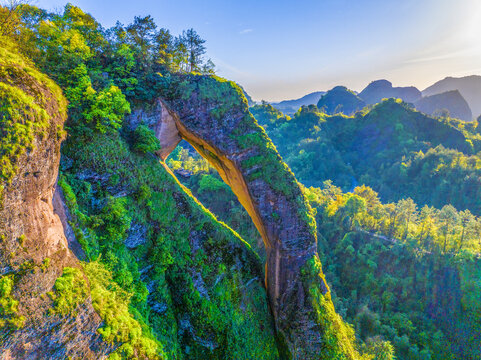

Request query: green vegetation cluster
[
  {"left": 0, "top": 274, "right": 25, "bottom": 334},
  {"left": 131, "top": 125, "right": 161, "bottom": 154},
  {"left": 51, "top": 267, "right": 88, "bottom": 316},
  {"left": 84, "top": 261, "right": 161, "bottom": 359},
  {"left": 251, "top": 103, "right": 353, "bottom": 188},
  {"left": 307, "top": 182, "right": 481, "bottom": 360},
  {"left": 307, "top": 183, "right": 481, "bottom": 255}
]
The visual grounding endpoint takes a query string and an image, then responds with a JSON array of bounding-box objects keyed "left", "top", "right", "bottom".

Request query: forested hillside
[
  {"left": 317, "top": 86, "right": 365, "bottom": 115},
  {"left": 251, "top": 100, "right": 481, "bottom": 215}
]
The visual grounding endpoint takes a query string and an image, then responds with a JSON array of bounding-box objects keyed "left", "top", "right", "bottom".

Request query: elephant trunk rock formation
[{"left": 129, "top": 75, "right": 358, "bottom": 358}]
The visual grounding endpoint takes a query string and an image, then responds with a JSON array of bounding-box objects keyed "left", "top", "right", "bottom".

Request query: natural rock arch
[{"left": 129, "top": 75, "right": 359, "bottom": 359}]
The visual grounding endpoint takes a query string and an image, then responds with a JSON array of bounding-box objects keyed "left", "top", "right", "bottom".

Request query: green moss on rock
[
  {"left": 302, "top": 256, "right": 361, "bottom": 360},
  {"left": 84, "top": 261, "right": 162, "bottom": 360},
  {"left": 0, "top": 38, "right": 67, "bottom": 200}
]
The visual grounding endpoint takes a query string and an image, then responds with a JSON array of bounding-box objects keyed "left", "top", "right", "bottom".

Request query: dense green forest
[
  {"left": 251, "top": 101, "right": 481, "bottom": 214},
  {"left": 247, "top": 100, "right": 481, "bottom": 359},
  {"left": 0, "top": 2, "right": 480, "bottom": 360}
]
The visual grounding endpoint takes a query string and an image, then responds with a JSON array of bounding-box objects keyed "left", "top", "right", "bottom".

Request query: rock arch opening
[{"left": 158, "top": 102, "right": 271, "bottom": 253}]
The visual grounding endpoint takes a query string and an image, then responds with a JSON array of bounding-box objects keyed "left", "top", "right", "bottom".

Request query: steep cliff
[
  {"left": 0, "top": 43, "right": 110, "bottom": 358},
  {"left": 127, "top": 74, "right": 361, "bottom": 359}
]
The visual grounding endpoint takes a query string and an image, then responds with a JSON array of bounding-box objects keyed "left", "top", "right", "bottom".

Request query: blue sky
[{"left": 33, "top": 0, "right": 481, "bottom": 101}]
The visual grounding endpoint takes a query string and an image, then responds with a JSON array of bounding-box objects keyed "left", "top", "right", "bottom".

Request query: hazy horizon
[
  {"left": 33, "top": 0, "right": 481, "bottom": 102},
  {"left": 268, "top": 74, "right": 481, "bottom": 104}
]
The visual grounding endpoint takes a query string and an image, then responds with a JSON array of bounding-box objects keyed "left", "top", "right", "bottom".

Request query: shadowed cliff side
[
  {"left": 0, "top": 43, "right": 111, "bottom": 358},
  {"left": 128, "top": 74, "right": 361, "bottom": 359}
]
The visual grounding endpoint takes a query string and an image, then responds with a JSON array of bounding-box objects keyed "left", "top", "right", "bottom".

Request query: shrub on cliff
[
  {"left": 0, "top": 275, "right": 25, "bottom": 332},
  {"left": 51, "top": 267, "right": 88, "bottom": 316},
  {"left": 132, "top": 125, "right": 161, "bottom": 154}
]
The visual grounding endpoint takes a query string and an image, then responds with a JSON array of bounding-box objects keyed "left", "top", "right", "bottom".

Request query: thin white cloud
[
  {"left": 239, "top": 28, "right": 253, "bottom": 35},
  {"left": 404, "top": 50, "right": 471, "bottom": 64}
]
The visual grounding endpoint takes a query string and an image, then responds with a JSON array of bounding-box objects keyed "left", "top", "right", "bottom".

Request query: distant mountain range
[
  {"left": 268, "top": 75, "right": 481, "bottom": 121},
  {"left": 414, "top": 90, "right": 472, "bottom": 121},
  {"left": 422, "top": 75, "right": 481, "bottom": 119},
  {"left": 271, "top": 91, "right": 325, "bottom": 114}
]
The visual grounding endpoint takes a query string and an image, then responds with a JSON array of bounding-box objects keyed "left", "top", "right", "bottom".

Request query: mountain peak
[
  {"left": 422, "top": 75, "right": 481, "bottom": 117},
  {"left": 368, "top": 79, "right": 393, "bottom": 87},
  {"left": 359, "top": 80, "right": 421, "bottom": 104},
  {"left": 415, "top": 89, "right": 472, "bottom": 121},
  {"left": 317, "top": 85, "right": 366, "bottom": 115}
]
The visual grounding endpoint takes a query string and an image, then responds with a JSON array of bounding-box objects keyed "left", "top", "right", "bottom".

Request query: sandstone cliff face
[
  {"left": 127, "top": 75, "right": 360, "bottom": 359},
  {"left": 0, "top": 46, "right": 110, "bottom": 359}
]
